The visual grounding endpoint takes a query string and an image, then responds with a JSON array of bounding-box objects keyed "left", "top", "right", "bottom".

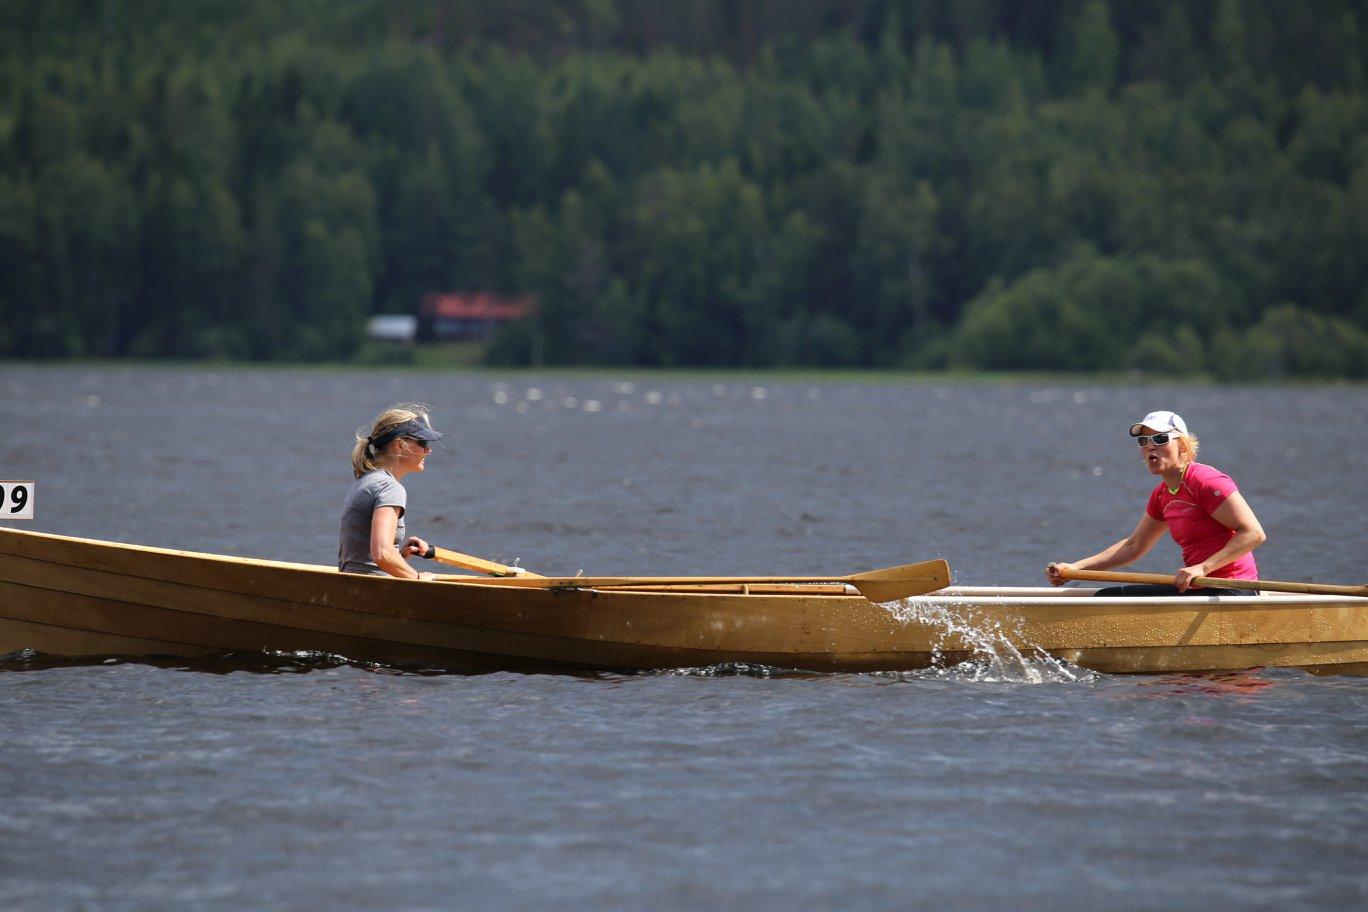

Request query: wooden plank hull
[{"left": 2, "top": 528, "right": 1366, "bottom": 675}]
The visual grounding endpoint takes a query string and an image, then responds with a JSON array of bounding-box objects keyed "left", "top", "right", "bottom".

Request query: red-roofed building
[{"left": 419, "top": 292, "right": 534, "bottom": 342}]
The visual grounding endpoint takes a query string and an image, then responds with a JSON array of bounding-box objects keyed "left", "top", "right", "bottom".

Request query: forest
[{"left": 1, "top": 0, "right": 1365, "bottom": 377}]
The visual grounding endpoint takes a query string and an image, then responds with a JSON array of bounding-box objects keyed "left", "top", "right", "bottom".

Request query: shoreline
[{"left": 3, "top": 357, "right": 1365, "bottom": 387}]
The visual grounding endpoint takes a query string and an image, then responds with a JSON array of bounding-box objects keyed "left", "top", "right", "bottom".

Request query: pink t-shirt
[{"left": 1146, "top": 462, "right": 1258, "bottom": 582}]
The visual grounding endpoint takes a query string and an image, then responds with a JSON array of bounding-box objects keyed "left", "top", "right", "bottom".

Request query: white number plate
[{"left": 0, "top": 481, "right": 34, "bottom": 519}]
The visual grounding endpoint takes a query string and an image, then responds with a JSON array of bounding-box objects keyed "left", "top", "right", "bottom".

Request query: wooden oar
[
  {"left": 421, "top": 545, "right": 543, "bottom": 578},
  {"left": 433, "top": 558, "right": 951, "bottom": 603},
  {"left": 1057, "top": 567, "right": 1368, "bottom": 598}
]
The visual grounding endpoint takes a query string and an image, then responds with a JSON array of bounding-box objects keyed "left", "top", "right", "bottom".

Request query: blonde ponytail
[{"left": 351, "top": 403, "right": 434, "bottom": 478}]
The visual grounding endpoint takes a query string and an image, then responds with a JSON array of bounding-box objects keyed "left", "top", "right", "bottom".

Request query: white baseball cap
[{"left": 1129, "top": 410, "right": 1188, "bottom": 437}]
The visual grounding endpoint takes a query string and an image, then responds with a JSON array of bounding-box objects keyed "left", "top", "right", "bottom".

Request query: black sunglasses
[
  {"left": 406, "top": 437, "right": 433, "bottom": 451},
  {"left": 1134, "top": 433, "right": 1176, "bottom": 447}
]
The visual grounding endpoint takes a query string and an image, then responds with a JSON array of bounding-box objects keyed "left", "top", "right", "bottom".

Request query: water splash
[{"left": 880, "top": 597, "right": 1093, "bottom": 684}]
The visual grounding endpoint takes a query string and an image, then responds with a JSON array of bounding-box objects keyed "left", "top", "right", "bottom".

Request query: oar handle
[
  {"left": 1058, "top": 567, "right": 1368, "bottom": 597},
  {"left": 1059, "top": 567, "right": 1220, "bottom": 587},
  {"left": 422, "top": 546, "right": 542, "bottom": 578}
]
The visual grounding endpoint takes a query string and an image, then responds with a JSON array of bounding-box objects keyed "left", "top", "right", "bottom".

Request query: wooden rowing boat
[{"left": 2, "top": 528, "right": 1366, "bottom": 675}]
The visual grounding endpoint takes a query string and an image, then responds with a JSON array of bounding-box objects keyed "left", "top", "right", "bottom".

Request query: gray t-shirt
[{"left": 338, "top": 470, "right": 407, "bottom": 575}]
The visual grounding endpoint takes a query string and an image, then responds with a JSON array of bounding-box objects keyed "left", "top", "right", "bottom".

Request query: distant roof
[{"left": 421, "top": 292, "right": 533, "bottom": 321}]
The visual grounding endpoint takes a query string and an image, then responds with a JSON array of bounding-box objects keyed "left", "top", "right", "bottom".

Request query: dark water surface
[{"left": 2, "top": 366, "right": 1367, "bottom": 910}]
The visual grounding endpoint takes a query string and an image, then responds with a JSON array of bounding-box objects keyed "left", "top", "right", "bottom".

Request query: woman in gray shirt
[{"left": 338, "top": 404, "right": 444, "bottom": 578}]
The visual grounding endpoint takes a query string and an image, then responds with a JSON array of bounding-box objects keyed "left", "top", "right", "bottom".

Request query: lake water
[{"left": 2, "top": 365, "right": 1367, "bottom": 910}]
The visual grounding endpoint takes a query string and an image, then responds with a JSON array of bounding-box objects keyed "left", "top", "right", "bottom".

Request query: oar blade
[
  {"left": 433, "top": 559, "right": 953, "bottom": 598},
  {"left": 849, "top": 559, "right": 951, "bottom": 603}
]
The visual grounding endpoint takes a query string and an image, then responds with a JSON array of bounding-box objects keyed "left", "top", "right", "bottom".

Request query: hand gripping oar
[
  {"left": 435, "top": 558, "right": 951, "bottom": 603},
  {"left": 421, "top": 545, "right": 543, "bottom": 578},
  {"left": 1056, "top": 567, "right": 1368, "bottom": 598}
]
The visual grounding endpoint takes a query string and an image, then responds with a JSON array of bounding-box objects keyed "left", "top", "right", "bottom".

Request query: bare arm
[
  {"left": 1047, "top": 513, "right": 1168, "bottom": 585},
  {"left": 1173, "top": 492, "right": 1266, "bottom": 591},
  {"left": 370, "top": 506, "right": 422, "bottom": 580}
]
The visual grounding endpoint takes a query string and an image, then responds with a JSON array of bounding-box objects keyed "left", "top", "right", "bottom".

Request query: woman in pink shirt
[{"left": 1046, "top": 410, "right": 1266, "bottom": 597}]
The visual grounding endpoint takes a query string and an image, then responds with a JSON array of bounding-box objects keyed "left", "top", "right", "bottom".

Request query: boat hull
[{"left": 2, "top": 528, "right": 1366, "bottom": 675}]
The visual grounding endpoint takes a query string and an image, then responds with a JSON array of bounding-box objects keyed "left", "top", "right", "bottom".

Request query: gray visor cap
[{"left": 370, "top": 420, "right": 444, "bottom": 450}]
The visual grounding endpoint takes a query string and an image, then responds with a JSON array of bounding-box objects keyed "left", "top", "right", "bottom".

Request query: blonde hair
[
  {"left": 1177, "top": 432, "right": 1200, "bottom": 465},
  {"left": 351, "top": 403, "right": 434, "bottom": 478}
]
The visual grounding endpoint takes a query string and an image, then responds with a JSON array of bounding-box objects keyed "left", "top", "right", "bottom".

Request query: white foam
[{"left": 880, "top": 597, "right": 1093, "bottom": 684}]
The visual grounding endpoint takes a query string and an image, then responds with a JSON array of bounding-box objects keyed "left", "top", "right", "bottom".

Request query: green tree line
[{"left": 1, "top": 0, "right": 1365, "bottom": 376}]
